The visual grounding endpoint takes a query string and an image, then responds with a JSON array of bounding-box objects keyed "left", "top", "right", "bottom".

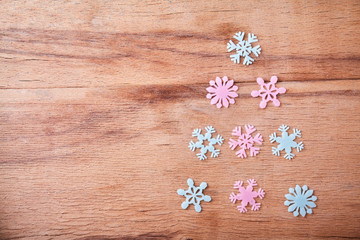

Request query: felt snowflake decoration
[
  {"left": 229, "top": 179, "right": 265, "bottom": 213},
  {"left": 188, "top": 126, "right": 224, "bottom": 160},
  {"left": 206, "top": 76, "right": 238, "bottom": 108},
  {"left": 177, "top": 178, "right": 211, "bottom": 213},
  {"left": 227, "top": 31, "right": 261, "bottom": 65},
  {"left": 251, "top": 76, "right": 286, "bottom": 109},
  {"left": 284, "top": 185, "right": 317, "bottom": 217},
  {"left": 229, "top": 125, "right": 263, "bottom": 158},
  {"left": 270, "top": 125, "right": 304, "bottom": 160}
]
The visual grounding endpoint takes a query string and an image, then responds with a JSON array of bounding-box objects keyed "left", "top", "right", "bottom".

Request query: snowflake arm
[
  {"left": 231, "top": 126, "right": 242, "bottom": 137},
  {"left": 230, "top": 53, "right": 241, "bottom": 64},
  {"left": 229, "top": 192, "right": 240, "bottom": 203},
  {"left": 247, "top": 33, "right": 258, "bottom": 43},
  {"left": 284, "top": 152, "right": 295, "bottom": 160},
  {"left": 292, "top": 128, "right": 301, "bottom": 137},
  {"left": 235, "top": 148, "right": 247, "bottom": 159},
  {"left": 233, "top": 180, "right": 243, "bottom": 189},
  {"left": 210, "top": 149, "right": 220, "bottom": 158},
  {"left": 249, "top": 147, "right": 260, "bottom": 157},
  {"left": 205, "top": 126, "right": 215, "bottom": 134},
  {"left": 244, "top": 124, "right": 256, "bottom": 135},
  {"left": 227, "top": 40, "right": 237, "bottom": 52},
  {"left": 243, "top": 55, "right": 254, "bottom": 65},
  {"left": 297, "top": 142, "right": 304, "bottom": 152},
  {"left": 269, "top": 132, "right": 277, "bottom": 143},
  {"left": 214, "top": 134, "right": 224, "bottom": 145},
  {"left": 229, "top": 138, "right": 239, "bottom": 150},
  {"left": 253, "top": 133, "right": 263, "bottom": 144},
  {"left": 188, "top": 141, "right": 196, "bottom": 151},
  {"left": 237, "top": 203, "right": 248, "bottom": 213},
  {"left": 251, "top": 45, "right": 261, "bottom": 57},
  {"left": 251, "top": 202, "right": 261, "bottom": 211},
  {"left": 196, "top": 152, "right": 207, "bottom": 160},
  {"left": 257, "top": 188, "right": 265, "bottom": 199},
  {"left": 233, "top": 32, "right": 245, "bottom": 42},
  {"left": 272, "top": 147, "right": 280, "bottom": 156},
  {"left": 247, "top": 179, "right": 257, "bottom": 188},
  {"left": 192, "top": 128, "right": 202, "bottom": 137},
  {"left": 278, "top": 124, "right": 289, "bottom": 132}
]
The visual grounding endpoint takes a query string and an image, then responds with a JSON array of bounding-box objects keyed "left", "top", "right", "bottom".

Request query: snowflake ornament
[
  {"left": 284, "top": 185, "right": 317, "bottom": 217},
  {"left": 188, "top": 126, "right": 224, "bottom": 160},
  {"left": 270, "top": 125, "right": 304, "bottom": 160},
  {"left": 206, "top": 76, "right": 238, "bottom": 108},
  {"left": 229, "top": 179, "right": 265, "bottom": 213},
  {"left": 177, "top": 178, "right": 211, "bottom": 213},
  {"left": 229, "top": 125, "right": 263, "bottom": 158},
  {"left": 251, "top": 76, "right": 286, "bottom": 109},
  {"left": 227, "top": 32, "right": 261, "bottom": 65}
]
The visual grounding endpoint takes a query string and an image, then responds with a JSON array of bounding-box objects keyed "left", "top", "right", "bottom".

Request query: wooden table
[{"left": 1, "top": 1, "right": 359, "bottom": 239}]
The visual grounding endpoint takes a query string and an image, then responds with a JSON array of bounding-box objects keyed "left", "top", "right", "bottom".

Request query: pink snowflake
[
  {"left": 206, "top": 76, "right": 238, "bottom": 108},
  {"left": 229, "top": 125, "right": 263, "bottom": 158},
  {"left": 229, "top": 179, "right": 265, "bottom": 213},
  {"left": 251, "top": 76, "right": 286, "bottom": 108}
]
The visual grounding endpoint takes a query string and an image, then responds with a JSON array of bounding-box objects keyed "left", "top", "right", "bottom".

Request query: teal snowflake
[
  {"left": 188, "top": 126, "right": 224, "bottom": 160},
  {"left": 269, "top": 124, "right": 304, "bottom": 160},
  {"left": 284, "top": 185, "right": 317, "bottom": 217},
  {"left": 177, "top": 178, "right": 211, "bottom": 213}
]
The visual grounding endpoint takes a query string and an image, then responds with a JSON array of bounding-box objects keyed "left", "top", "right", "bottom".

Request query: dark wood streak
[
  {"left": 285, "top": 89, "right": 360, "bottom": 97},
  {"left": 3, "top": 28, "right": 224, "bottom": 41},
  {"left": 129, "top": 85, "right": 360, "bottom": 103},
  {"left": 75, "top": 231, "right": 181, "bottom": 240},
  {"left": 1, "top": 28, "right": 359, "bottom": 62},
  {"left": 0, "top": 48, "right": 133, "bottom": 60}
]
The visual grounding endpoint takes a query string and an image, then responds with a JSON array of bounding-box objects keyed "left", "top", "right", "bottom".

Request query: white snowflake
[
  {"left": 227, "top": 32, "right": 261, "bottom": 65},
  {"left": 188, "top": 126, "right": 224, "bottom": 160}
]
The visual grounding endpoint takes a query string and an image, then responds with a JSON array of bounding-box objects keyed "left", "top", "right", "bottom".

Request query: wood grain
[{"left": 0, "top": 0, "right": 360, "bottom": 239}]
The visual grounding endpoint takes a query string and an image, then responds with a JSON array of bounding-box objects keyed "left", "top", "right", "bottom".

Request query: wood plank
[{"left": 0, "top": 0, "right": 359, "bottom": 239}]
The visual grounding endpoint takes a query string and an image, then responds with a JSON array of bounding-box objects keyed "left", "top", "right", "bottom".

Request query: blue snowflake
[
  {"left": 284, "top": 185, "right": 317, "bottom": 217},
  {"left": 177, "top": 178, "right": 211, "bottom": 213},
  {"left": 269, "top": 124, "right": 304, "bottom": 160},
  {"left": 188, "top": 126, "right": 224, "bottom": 160}
]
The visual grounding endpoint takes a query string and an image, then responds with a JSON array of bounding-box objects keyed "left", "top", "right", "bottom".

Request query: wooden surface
[{"left": 0, "top": 0, "right": 360, "bottom": 239}]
